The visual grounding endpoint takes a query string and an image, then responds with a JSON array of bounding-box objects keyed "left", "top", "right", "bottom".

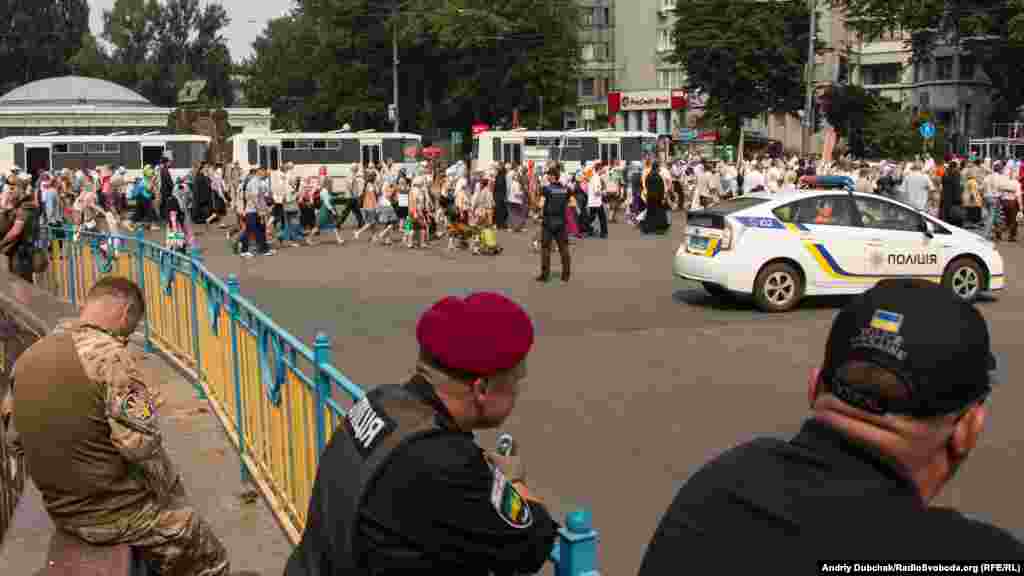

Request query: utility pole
[
  {"left": 392, "top": 3, "right": 400, "bottom": 133},
  {"left": 539, "top": 95, "right": 544, "bottom": 130},
  {"left": 803, "top": 0, "right": 817, "bottom": 157}
]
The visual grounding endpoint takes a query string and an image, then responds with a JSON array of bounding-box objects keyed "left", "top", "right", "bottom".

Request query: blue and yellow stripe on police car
[
  {"left": 802, "top": 243, "right": 943, "bottom": 283},
  {"left": 783, "top": 222, "right": 810, "bottom": 234},
  {"left": 702, "top": 238, "right": 721, "bottom": 257},
  {"left": 991, "top": 274, "right": 1006, "bottom": 291}
]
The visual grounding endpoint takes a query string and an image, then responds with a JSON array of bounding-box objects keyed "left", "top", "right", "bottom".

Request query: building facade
[
  {"left": 569, "top": 0, "right": 617, "bottom": 130},
  {"left": 848, "top": 26, "right": 994, "bottom": 154},
  {"left": 604, "top": 0, "right": 688, "bottom": 138},
  {"left": 0, "top": 76, "right": 271, "bottom": 139}
]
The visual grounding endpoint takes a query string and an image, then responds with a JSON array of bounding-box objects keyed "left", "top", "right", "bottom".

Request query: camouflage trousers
[{"left": 61, "top": 496, "right": 229, "bottom": 576}]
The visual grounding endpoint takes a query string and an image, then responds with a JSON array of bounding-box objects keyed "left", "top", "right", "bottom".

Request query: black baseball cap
[{"left": 821, "top": 279, "right": 1000, "bottom": 418}]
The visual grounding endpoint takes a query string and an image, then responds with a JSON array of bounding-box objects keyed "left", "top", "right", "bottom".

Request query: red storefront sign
[
  {"left": 696, "top": 130, "right": 719, "bottom": 142},
  {"left": 647, "top": 111, "right": 657, "bottom": 131},
  {"left": 671, "top": 90, "right": 687, "bottom": 109},
  {"left": 471, "top": 123, "right": 490, "bottom": 135},
  {"left": 607, "top": 92, "right": 622, "bottom": 115}
]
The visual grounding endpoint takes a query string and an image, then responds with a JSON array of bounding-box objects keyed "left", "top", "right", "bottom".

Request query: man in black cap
[
  {"left": 285, "top": 292, "right": 558, "bottom": 575},
  {"left": 639, "top": 279, "right": 1023, "bottom": 571}
]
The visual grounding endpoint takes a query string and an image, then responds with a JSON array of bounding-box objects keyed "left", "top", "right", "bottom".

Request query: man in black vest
[
  {"left": 536, "top": 162, "right": 571, "bottom": 283},
  {"left": 285, "top": 292, "right": 557, "bottom": 575}
]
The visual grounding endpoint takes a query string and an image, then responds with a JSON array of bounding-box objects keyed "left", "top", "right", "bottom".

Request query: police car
[{"left": 674, "top": 176, "right": 1006, "bottom": 312}]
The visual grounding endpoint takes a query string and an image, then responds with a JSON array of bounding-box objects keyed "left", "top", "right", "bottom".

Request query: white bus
[
  {"left": 0, "top": 133, "right": 211, "bottom": 179},
  {"left": 227, "top": 130, "right": 423, "bottom": 178},
  {"left": 471, "top": 129, "right": 658, "bottom": 174}
]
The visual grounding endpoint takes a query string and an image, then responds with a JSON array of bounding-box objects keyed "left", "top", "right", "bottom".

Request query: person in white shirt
[
  {"left": 900, "top": 163, "right": 933, "bottom": 212},
  {"left": 742, "top": 163, "right": 766, "bottom": 194},
  {"left": 587, "top": 165, "right": 608, "bottom": 238},
  {"left": 506, "top": 165, "right": 527, "bottom": 232}
]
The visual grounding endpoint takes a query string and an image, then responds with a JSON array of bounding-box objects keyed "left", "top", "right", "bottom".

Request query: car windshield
[{"left": 701, "top": 197, "right": 770, "bottom": 215}]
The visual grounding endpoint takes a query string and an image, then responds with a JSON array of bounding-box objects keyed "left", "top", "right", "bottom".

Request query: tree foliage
[
  {"left": 0, "top": 0, "right": 91, "bottom": 94},
  {"left": 669, "top": 0, "right": 819, "bottom": 145},
  {"left": 242, "top": 0, "right": 580, "bottom": 137},
  {"left": 861, "top": 107, "right": 927, "bottom": 159},
  {"left": 100, "top": 0, "right": 235, "bottom": 107},
  {"left": 56, "top": 0, "right": 238, "bottom": 108},
  {"left": 831, "top": 0, "right": 1024, "bottom": 121}
]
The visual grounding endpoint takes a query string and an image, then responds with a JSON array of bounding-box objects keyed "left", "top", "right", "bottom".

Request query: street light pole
[
  {"left": 392, "top": 4, "right": 400, "bottom": 133},
  {"left": 803, "top": 0, "right": 816, "bottom": 157}
]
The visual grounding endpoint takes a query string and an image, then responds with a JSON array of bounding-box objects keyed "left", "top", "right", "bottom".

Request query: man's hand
[{"left": 486, "top": 451, "right": 525, "bottom": 483}]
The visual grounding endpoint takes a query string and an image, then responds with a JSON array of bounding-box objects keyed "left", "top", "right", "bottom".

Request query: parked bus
[
  {"left": 471, "top": 129, "right": 658, "bottom": 174},
  {"left": 227, "top": 130, "right": 423, "bottom": 178},
  {"left": 0, "top": 133, "right": 211, "bottom": 179}
]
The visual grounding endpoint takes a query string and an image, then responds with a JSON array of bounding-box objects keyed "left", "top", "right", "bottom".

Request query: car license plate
[{"left": 688, "top": 235, "right": 709, "bottom": 253}]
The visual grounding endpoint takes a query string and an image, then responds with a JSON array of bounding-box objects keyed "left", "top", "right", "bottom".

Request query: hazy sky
[{"left": 88, "top": 0, "right": 291, "bottom": 62}]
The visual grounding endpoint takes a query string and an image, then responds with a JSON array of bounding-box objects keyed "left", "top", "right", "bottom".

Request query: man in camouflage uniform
[{"left": 10, "top": 276, "right": 229, "bottom": 575}]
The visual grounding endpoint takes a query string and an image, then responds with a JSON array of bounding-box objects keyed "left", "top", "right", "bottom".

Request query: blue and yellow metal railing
[{"left": 38, "top": 225, "right": 600, "bottom": 576}]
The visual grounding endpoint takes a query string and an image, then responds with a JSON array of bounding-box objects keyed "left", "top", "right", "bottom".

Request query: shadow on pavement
[{"left": 672, "top": 288, "right": 853, "bottom": 312}]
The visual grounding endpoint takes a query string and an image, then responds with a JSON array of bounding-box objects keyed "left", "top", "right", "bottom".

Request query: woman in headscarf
[
  {"left": 210, "top": 163, "right": 228, "bottom": 227},
  {"left": 641, "top": 160, "right": 670, "bottom": 235}
]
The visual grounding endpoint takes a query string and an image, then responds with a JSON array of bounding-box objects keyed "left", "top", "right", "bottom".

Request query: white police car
[{"left": 674, "top": 176, "right": 1006, "bottom": 312}]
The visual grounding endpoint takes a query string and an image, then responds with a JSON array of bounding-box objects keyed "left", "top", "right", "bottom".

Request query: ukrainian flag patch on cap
[{"left": 869, "top": 309, "right": 903, "bottom": 333}]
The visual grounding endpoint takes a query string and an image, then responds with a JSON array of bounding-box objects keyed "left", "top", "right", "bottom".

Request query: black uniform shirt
[
  {"left": 639, "top": 419, "right": 1024, "bottom": 573},
  {"left": 541, "top": 183, "right": 569, "bottom": 227},
  {"left": 357, "top": 378, "right": 558, "bottom": 575}
]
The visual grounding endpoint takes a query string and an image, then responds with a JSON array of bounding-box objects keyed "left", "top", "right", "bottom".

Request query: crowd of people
[
  {"left": 4, "top": 148, "right": 1024, "bottom": 287},
  {"left": 657, "top": 152, "right": 1024, "bottom": 240}
]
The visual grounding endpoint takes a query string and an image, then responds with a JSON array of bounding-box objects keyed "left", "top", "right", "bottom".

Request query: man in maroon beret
[{"left": 287, "top": 292, "right": 558, "bottom": 576}]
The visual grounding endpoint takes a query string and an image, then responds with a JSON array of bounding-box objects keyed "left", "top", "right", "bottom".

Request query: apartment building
[
  {"left": 603, "top": 0, "right": 689, "bottom": 137},
  {"left": 568, "top": 0, "right": 616, "bottom": 130},
  {"left": 847, "top": 25, "right": 994, "bottom": 153}
]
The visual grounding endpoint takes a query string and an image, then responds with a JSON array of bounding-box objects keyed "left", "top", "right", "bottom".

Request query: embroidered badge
[
  {"left": 869, "top": 309, "right": 904, "bottom": 333},
  {"left": 120, "top": 389, "right": 156, "bottom": 423},
  {"left": 490, "top": 466, "right": 532, "bottom": 529}
]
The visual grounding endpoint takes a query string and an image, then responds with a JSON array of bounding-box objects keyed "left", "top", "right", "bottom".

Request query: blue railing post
[
  {"left": 134, "top": 227, "right": 153, "bottom": 353},
  {"left": 67, "top": 225, "right": 78, "bottom": 309},
  {"left": 188, "top": 247, "right": 207, "bottom": 400},
  {"left": 226, "top": 274, "right": 250, "bottom": 483},
  {"left": 313, "top": 333, "right": 331, "bottom": 459},
  {"left": 555, "top": 509, "right": 600, "bottom": 576}
]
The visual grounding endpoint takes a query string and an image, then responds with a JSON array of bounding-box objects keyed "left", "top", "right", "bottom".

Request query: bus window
[
  {"left": 472, "top": 137, "right": 479, "bottom": 159},
  {"left": 502, "top": 143, "right": 522, "bottom": 165},
  {"left": 600, "top": 143, "right": 620, "bottom": 163}
]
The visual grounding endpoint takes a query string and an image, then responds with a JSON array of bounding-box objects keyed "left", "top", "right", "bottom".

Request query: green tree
[
  {"left": 0, "top": 0, "right": 92, "bottom": 93},
  {"left": 830, "top": 0, "right": 1024, "bottom": 122},
  {"left": 669, "top": 0, "right": 819, "bottom": 158},
  {"left": 102, "top": 0, "right": 234, "bottom": 107},
  {"left": 862, "top": 107, "right": 925, "bottom": 160},
  {"left": 69, "top": 33, "right": 112, "bottom": 79},
  {"left": 242, "top": 0, "right": 579, "bottom": 138}
]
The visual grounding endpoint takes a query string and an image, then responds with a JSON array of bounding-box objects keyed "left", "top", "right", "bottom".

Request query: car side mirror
[{"left": 921, "top": 219, "right": 934, "bottom": 238}]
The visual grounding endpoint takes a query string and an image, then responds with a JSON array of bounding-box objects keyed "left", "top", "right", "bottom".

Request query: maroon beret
[{"left": 416, "top": 292, "right": 534, "bottom": 376}]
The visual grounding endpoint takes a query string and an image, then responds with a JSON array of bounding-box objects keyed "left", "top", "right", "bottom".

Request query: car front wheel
[{"left": 753, "top": 262, "right": 804, "bottom": 312}]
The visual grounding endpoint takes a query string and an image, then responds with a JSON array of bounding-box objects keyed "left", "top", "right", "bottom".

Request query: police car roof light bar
[{"left": 799, "top": 175, "right": 855, "bottom": 192}]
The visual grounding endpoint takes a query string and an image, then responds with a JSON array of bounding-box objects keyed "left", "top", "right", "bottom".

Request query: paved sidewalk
[{"left": 0, "top": 343, "right": 293, "bottom": 575}]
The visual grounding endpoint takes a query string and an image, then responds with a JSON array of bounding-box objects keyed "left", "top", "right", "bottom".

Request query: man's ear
[
  {"left": 950, "top": 403, "right": 987, "bottom": 459},
  {"left": 808, "top": 367, "right": 823, "bottom": 408}
]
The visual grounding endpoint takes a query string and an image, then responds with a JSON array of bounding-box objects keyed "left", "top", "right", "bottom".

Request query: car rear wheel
[
  {"left": 702, "top": 282, "right": 733, "bottom": 299},
  {"left": 943, "top": 258, "right": 983, "bottom": 302},
  {"left": 753, "top": 263, "right": 803, "bottom": 312}
]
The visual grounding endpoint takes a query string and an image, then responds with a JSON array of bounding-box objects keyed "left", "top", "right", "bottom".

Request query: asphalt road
[{"left": 186, "top": 218, "right": 1024, "bottom": 575}]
